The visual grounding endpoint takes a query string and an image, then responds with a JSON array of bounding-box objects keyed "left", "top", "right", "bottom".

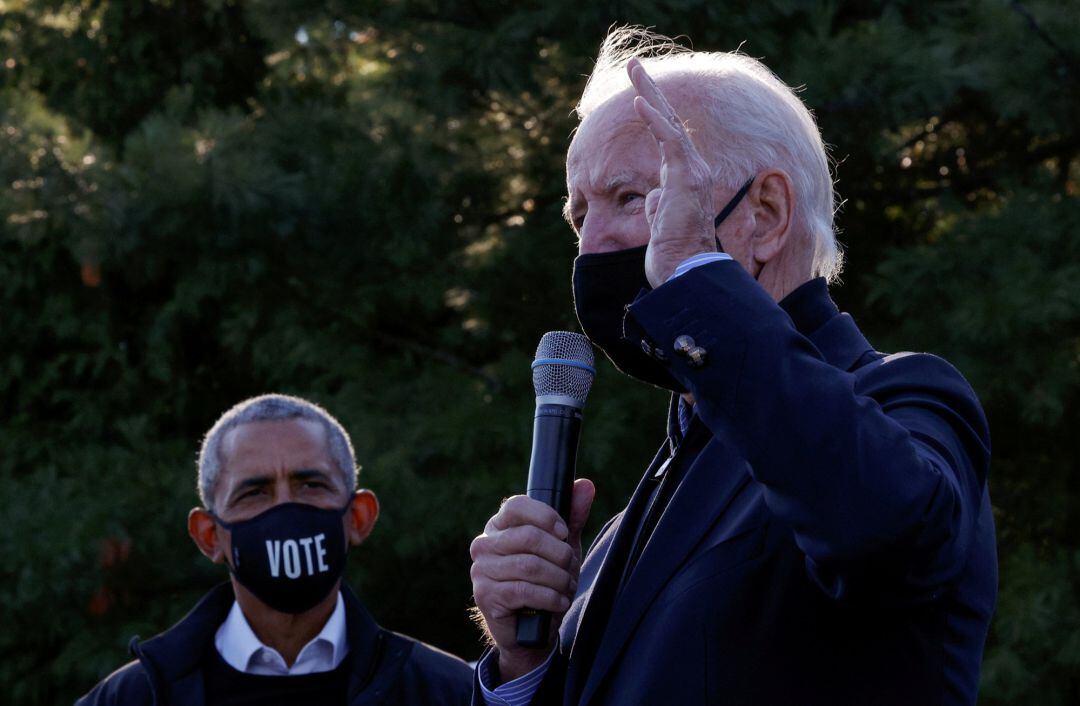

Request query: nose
[
  {"left": 579, "top": 211, "right": 629, "bottom": 255},
  {"left": 578, "top": 203, "right": 654, "bottom": 255},
  {"left": 272, "top": 477, "right": 299, "bottom": 505}
]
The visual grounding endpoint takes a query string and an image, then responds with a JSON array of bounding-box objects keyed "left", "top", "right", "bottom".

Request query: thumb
[
  {"left": 567, "top": 478, "right": 595, "bottom": 553},
  {"left": 644, "top": 188, "right": 661, "bottom": 227}
]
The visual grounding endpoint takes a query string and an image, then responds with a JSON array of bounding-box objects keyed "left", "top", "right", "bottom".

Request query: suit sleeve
[{"left": 625, "top": 260, "right": 991, "bottom": 601}]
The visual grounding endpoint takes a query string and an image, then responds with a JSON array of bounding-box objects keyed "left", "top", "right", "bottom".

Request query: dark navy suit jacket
[{"left": 481, "top": 261, "right": 996, "bottom": 705}]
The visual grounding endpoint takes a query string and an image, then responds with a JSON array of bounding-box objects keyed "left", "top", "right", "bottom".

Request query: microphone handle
[{"left": 516, "top": 404, "right": 582, "bottom": 648}]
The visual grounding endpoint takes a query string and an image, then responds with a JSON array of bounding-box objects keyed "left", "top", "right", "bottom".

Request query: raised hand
[{"left": 627, "top": 58, "right": 719, "bottom": 287}]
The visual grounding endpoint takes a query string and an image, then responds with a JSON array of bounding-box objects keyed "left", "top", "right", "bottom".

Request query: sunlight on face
[{"left": 565, "top": 93, "right": 660, "bottom": 255}]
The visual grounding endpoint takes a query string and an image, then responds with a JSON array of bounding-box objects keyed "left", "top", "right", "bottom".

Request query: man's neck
[
  {"left": 756, "top": 250, "right": 813, "bottom": 304},
  {"left": 232, "top": 578, "right": 341, "bottom": 666}
]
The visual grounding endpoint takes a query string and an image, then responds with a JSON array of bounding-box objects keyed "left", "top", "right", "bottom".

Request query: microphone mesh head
[{"left": 532, "top": 331, "right": 596, "bottom": 407}]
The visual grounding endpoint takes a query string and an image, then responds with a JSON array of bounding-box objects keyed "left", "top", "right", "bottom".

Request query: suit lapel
[
  {"left": 568, "top": 282, "right": 874, "bottom": 704},
  {"left": 578, "top": 431, "right": 752, "bottom": 706},
  {"left": 563, "top": 440, "right": 671, "bottom": 704}
]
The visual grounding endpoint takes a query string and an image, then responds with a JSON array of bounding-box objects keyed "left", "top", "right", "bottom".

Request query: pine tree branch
[
  {"left": 284, "top": 279, "right": 504, "bottom": 393},
  {"left": 1010, "top": 2, "right": 1080, "bottom": 83}
]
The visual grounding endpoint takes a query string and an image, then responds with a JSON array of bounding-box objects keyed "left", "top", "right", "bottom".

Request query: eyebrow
[
  {"left": 602, "top": 171, "right": 651, "bottom": 193},
  {"left": 565, "top": 169, "right": 655, "bottom": 224},
  {"left": 225, "top": 468, "right": 336, "bottom": 507},
  {"left": 292, "top": 468, "right": 333, "bottom": 484}
]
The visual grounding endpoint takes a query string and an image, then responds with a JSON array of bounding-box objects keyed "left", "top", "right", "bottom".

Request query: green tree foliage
[{"left": 1, "top": 1, "right": 1077, "bottom": 703}]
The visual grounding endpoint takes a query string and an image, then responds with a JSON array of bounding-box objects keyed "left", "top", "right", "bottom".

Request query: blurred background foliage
[{"left": 1, "top": 0, "right": 1077, "bottom": 703}]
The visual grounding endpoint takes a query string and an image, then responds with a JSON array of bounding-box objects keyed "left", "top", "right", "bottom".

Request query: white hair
[
  {"left": 197, "top": 393, "right": 358, "bottom": 512},
  {"left": 577, "top": 27, "right": 843, "bottom": 282}
]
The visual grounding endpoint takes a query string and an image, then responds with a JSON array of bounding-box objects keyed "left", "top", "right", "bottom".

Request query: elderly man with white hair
[{"left": 469, "top": 28, "right": 996, "bottom": 706}]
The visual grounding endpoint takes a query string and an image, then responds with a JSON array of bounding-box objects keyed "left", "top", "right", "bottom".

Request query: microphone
[{"left": 516, "top": 331, "right": 596, "bottom": 648}]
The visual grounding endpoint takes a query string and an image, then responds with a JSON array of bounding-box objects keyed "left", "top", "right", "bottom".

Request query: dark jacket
[
  {"left": 77, "top": 583, "right": 472, "bottom": 706},
  {"left": 476, "top": 263, "right": 996, "bottom": 705}
]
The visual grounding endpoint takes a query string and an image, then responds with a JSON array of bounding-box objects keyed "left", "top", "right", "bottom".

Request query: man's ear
[
  {"left": 748, "top": 169, "right": 795, "bottom": 268},
  {"left": 188, "top": 508, "right": 226, "bottom": 564},
  {"left": 346, "top": 490, "right": 380, "bottom": 547}
]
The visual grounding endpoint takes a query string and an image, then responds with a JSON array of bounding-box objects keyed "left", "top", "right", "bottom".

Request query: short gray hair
[
  {"left": 197, "top": 394, "right": 358, "bottom": 512},
  {"left": 577, "top": 27, "right": 843, "bottom": 282}
]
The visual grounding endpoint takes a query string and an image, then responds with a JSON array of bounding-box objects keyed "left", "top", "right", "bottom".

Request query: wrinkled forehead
[
  {"left": 566, "top": 78, "right": 711, "bottom": 188},
  {"left": 566, "top": 92, "right": 656, "bottom": 188},
  {"left": 567, "top": 92, "right": 636, "bottom": 167},
  {"left": 220, "top": 418, "right": 331, "bottom": 473}
]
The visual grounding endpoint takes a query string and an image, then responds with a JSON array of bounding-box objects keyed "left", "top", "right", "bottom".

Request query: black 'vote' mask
[{"left": 214, "top": 501, "right": 352, "bottom": 614}]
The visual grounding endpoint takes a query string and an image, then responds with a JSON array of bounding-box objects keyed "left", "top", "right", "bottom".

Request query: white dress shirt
[{"left": 214, "top": 591, "right": 349, "bottom": 676}]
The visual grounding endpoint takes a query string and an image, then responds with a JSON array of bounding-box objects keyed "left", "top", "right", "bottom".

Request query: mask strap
[
  {"left": 209, "top": 511, "right": 235, "bottom": 531},
  {"left": 209, "top": 497, "right": 354, "bottom": 530},
  {"left": 713, "top": 176, "right": 755, "bottom": 251}
]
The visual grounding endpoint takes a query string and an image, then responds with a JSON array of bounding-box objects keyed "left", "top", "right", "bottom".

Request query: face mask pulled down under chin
[
  {"left": 214, "top": 501, "right": 351, "bottom": 614},
  {"left": 572, "top": 245, "right": 687, "bottom": 393}
]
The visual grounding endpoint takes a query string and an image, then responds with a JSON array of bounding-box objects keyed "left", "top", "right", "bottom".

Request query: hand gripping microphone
[{"left": 515, "top": 331, "right": 596, "bottom": 648}]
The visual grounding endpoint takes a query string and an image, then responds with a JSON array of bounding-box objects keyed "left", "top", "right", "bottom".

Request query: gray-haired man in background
[{"left": 78, "top": 393, "right": 472, "bottom": 706}]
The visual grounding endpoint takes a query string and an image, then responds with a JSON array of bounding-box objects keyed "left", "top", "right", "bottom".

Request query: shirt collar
[
  {"left": 214, "top": 590, "right": 348, "bottom": 675},
  {"left": 304, "top": 590, "right": 349, "bottom": 669},
  {"left": 778, "top": 276, "right": 876, "bottom": 372}
]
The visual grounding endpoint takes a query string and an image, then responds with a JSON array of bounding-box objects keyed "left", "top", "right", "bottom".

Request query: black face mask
[
  {"left": 572, "top": 177, "right": 754, "bottom": 392},
  {"left": 573, "top": 245, "right": 682, "bottom": 391},
  {"left": 214, "top": 501, "right": 352, "bottom": 614}
]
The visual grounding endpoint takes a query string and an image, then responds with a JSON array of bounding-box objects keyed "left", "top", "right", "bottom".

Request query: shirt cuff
[
  {"left": 477, "top": 647, "right": 557, "bottom": 706},
  {"left": 668, "top": 252, "right": 733, "bottom": 281}
]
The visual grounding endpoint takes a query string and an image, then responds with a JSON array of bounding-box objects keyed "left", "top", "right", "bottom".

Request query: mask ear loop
[
  {"left": 339, "top": 496, "right": 356, "bottom": 520},
  {"left": 209, "top": 511, "right": 236, "bottom": 531},
  {"left": 210, "top": 495, "right": 354, "bottom": 529},
  {"left": 713, "top": 176, "right": 755, "bottom": 251},
  {"left": 203, "top": 510, "right": 241, "bottom": 571}
]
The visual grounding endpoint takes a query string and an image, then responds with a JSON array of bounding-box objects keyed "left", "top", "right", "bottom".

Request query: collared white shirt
[{"left": 214, "top": 591, "right": 349, "bottom": 676}]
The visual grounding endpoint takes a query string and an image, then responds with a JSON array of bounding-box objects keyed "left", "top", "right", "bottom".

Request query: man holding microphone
[{"left": 469, "top": 28, "right": 996, "bottom": 706}]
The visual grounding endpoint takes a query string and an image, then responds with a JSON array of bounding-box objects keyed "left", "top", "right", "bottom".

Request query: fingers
[
  {"left": 644, "top": 188, "right": 662, "bottom": 226},
  {"left": 567, "top": 478, "right": 595, "bottom": 553},
  {"left": 633, "top": 96, "right": 697, "bottom": 182},
  {"left": 471, "top": 522, "right": 575, "bottom": 568},
  {"left": 471, "top": 552, "right": 577, "bottom": 595},
  {"left": 627, "top": 58, "right": 680, "bottom": 130},
  {"left": 632, "top": 93, "right": 683, "bottom": 144},
  {"left": 473, "top": 577, "right": 571, "bottom": 616},
  {"left": 490, "top": 495, "right": 569, "bottom": 540},
  {"left": 568, "top": 478, "right": 595, "bottom": 535},
  {"left": 627, "top": 61, "right": 702, "bottom": 186}
]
